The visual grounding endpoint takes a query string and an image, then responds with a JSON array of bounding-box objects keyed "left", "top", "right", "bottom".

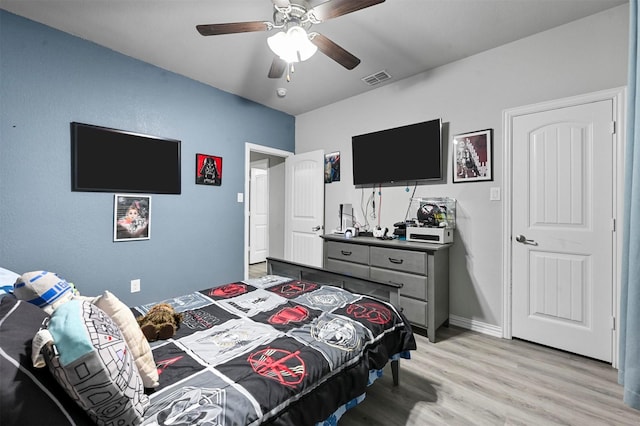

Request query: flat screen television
[
  {"left": 351, "top": 118, "right": 443, "bottom": 186},
  {"left": 71, "top": 122, "right": 181, "bottom": 194}
]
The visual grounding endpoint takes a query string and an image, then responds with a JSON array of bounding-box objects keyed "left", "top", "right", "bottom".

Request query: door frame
[
  {"left": 244, "top": 143, "right": 293, "bottom": 280},
  {"left": 249, "top": 159, "right": 269, "bottom": 264},
  {"left": 501, "top": 87, "right": 626, "bottom": 367}
]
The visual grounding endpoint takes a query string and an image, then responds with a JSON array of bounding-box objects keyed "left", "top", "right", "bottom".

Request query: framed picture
[
  {"left": 324, "top": 151, "right": 340, "bottom": 183},
  {"left": 453, "top": 128, "right": 493, "bottom": 183},
  {"left": 196, "top": 153, "right": 222, "bottom": 186},
  {"left": 114, "top": 194, "right": 151, "bottom": 241}
]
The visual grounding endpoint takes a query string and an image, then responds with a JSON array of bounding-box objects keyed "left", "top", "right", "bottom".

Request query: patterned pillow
[
  {"left": 33, "top": 299, "right": 149, "bottom": 425},
  {"left": 94, "top": 290, "right": 159, "bottom": 388}
]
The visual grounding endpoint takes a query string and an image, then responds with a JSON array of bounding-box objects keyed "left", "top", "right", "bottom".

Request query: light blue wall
[{"left": 0, "top": 11, "right": 295, "bottom": 305}]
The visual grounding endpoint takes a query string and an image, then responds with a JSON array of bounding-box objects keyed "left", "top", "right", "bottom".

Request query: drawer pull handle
[
  {"left": 389, "top": 258, "right": 403, "bottom": 264},
  {"left": 341, "top": 250, "right": 352, "bottom": 256}
]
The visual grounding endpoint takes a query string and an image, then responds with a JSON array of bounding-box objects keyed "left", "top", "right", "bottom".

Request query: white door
[
  {"left": 249, "top": 160, "right": 268, "bottom": 264},
  {"left": 284, "top": 150, "right": 325, "bottom": 267},
  {"left": 511, "top": 99, "right": 615, "bottom": 362}
]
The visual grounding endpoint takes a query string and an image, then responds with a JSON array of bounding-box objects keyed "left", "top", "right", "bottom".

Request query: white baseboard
[{"left": 448, "top": 315, "right": 503, "bottom": 338}]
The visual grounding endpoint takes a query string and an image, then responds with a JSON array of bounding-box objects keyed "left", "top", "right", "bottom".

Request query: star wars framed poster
[
  {"left": 196, "top": 153, "right": 222, "bottom": 186},
  {"left": 114, "top": 194, "right": 151, "bottom": 241},
  {"left": 324, "top": 151, "right": 340, "bottom": 183},
  {"left": 452, "top": 128, "right": 493, "bottom": 183}
]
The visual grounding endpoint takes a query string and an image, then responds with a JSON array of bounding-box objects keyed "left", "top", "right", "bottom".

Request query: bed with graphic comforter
[{"left": 133, "top": 272, "right": 416, "bottom": 426}]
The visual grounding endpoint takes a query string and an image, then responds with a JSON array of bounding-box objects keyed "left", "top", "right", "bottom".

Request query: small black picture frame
[{"left": 196, "top": 153, "right": 222, "bottom": 186}]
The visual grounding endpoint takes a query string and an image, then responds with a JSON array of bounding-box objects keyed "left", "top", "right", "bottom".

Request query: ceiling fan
[{"left": 196, "top": 0, "right": 385, "bottom": 80}]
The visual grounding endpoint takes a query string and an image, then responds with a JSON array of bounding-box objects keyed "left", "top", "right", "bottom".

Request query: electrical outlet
[{"left": 131, "top": 279, "right": 141, "bottom": 293}]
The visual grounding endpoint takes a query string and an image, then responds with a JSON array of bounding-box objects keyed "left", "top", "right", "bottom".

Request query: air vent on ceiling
[{"left": 362, "top": 70, "right": 392, "bottom": 86}]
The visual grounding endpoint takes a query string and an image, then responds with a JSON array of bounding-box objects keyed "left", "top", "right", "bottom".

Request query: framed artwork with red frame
[{"left": 195, "top": 153, "right": 222, "bottom": 186}]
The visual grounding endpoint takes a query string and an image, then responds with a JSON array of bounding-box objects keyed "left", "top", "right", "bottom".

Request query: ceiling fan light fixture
[{"left": 267, "top": 26, "right": 317, "bottom": 63}]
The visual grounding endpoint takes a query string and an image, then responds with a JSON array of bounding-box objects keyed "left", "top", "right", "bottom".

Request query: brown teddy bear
[{"left": 136, "top": 303, "right": 183, "bottom": 342}]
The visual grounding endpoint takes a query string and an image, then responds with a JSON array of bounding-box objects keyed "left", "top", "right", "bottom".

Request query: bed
[{"left": 0, "top": 259, "right": 416, "bottom": 425}]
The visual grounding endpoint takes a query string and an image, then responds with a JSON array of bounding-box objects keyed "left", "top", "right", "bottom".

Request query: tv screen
[
  {"left": 71, "top": 122, "right": 181, "bottom": 194},
  {"left": 351, "top": 118, "right": 443, "bottom": 186}
]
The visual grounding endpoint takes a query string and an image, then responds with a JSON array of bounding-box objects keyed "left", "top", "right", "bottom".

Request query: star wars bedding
[{"left": 132, "top": 275, "right": 416, "bottom": 426}]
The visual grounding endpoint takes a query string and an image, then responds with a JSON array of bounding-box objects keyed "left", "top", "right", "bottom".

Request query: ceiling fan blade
[
  {"left": 268, "top": 57, "right": 287, "bottom": 79},
  {"left": 196, "top": 21, "right": 270, "bottom": 36},
  {"left": 310, "top": 33, "right": 361, "bottom": 70},
  {"left": 309, "top": 0, "right": 385, "bottom": 22}
]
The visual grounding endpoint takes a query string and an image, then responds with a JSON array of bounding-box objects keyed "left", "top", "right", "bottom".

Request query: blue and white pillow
[{"left": 13, "top": 271, "right": 74, "bottom": 313}]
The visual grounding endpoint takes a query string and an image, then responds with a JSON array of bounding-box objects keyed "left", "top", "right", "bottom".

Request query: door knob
[
  {"left": 312, "top": 225, "right": 323, "bottom": 232},
  {"left": 515, "top": 234, "right": 538, "bottom": 245}
]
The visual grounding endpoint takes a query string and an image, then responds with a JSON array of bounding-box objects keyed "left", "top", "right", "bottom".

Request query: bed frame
[{"left": 266, "top": 257, "right": 404, "bottom": 385}]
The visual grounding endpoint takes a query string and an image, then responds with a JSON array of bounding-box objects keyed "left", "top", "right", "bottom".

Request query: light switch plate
[
  {"left": 237, "top": 193, "right": 244, "bottom": 203},
  {"left": 490, "top": 187, "right": 501, "bottom": 201}
]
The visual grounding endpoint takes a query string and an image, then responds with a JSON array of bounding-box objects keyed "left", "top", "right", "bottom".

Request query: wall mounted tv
[
  {"left": 351, "top": 118, "right": 443, "bottom": 186},
  {"left": 71, "top": 122, "right": 181, "bottom": 194}
]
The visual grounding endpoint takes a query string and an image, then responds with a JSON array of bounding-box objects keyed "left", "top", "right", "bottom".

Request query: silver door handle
[
  {"left": 312, "top": 225, "right": 323, "bottom": 232},
  {"left": 515, "top": 234, "right": 538, "bottom": 245}
]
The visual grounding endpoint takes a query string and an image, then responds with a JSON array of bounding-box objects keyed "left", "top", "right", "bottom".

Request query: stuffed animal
[
  {"left": 136, "top": 303, "right": 183, "bottom": 342},
  {"left": 13, "top": 271, "right": 94, "bottom": 314}
]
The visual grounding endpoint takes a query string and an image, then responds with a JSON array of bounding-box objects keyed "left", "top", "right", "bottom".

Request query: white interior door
[
  {"left": 249, "top": 160, "right": 268, "bottom": 264},
  {"left": 284, "top": 150, "right": 325, "bottom": 267},
  {"left": 511, "top": 99, "right": 615, "bottom": 362}
]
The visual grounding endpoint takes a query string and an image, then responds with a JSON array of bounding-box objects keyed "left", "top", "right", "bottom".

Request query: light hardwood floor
[
  {"left": 249, "top": 261, "right": 267, "bottom": 279},
  {"left": 339, "top": 326, "right": 639, "bottom": 426}
]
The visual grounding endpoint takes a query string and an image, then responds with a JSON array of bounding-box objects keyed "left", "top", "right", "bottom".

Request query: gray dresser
[{"left": 322, "top": 234, "right": 450, "bottom": 342}]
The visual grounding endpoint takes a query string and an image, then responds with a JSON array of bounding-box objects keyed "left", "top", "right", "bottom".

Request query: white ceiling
[{"left": 1, "top": 0, "right": 628, "bottom": 116}]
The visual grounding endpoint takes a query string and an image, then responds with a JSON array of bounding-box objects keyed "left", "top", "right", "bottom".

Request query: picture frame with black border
[{"left": 196, "top": 153, "right": 222, "bottom": 186}]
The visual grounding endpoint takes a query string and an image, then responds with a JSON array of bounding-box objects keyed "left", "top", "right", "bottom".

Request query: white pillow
[
  {"left": 0, "top": 267, "right": 20, "bottom": 298},
  {"left": 0, "top": 267, "right": 19, "bottom": 284},
  {"left": 95, "top": 290, "right": 159, "bottom": 388}
]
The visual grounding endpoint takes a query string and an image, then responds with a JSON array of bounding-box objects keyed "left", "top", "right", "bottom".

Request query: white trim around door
[
  {"left": 502, "top": 87, "right": 626, "bottom": 367},
  {"left": 244, "top": 143, "right": 293, "bottom": 280}
]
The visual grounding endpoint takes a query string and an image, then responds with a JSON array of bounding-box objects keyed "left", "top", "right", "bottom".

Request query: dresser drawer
[
  {"left": 399, "top": 296, "right": 427, "bottom": 327},
  {"left": 325, "top": 258, "right": 370, "bottom": 280},
  {"left": 326, "top": 241, "right": 369, "bottom": 265},
  {"left": 370, "top": 267, "right": 427, "bottom": 300},
  {"left": 370, "top": 247, "right": 427, "bottom": 275}
]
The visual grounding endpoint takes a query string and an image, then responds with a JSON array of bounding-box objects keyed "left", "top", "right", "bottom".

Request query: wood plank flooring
[
  {"left": 249, "top": 261, "right": 267, "bottom": 279},
  {"left": 339, "top": 326, "right": 639, "bottom": 426}
]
